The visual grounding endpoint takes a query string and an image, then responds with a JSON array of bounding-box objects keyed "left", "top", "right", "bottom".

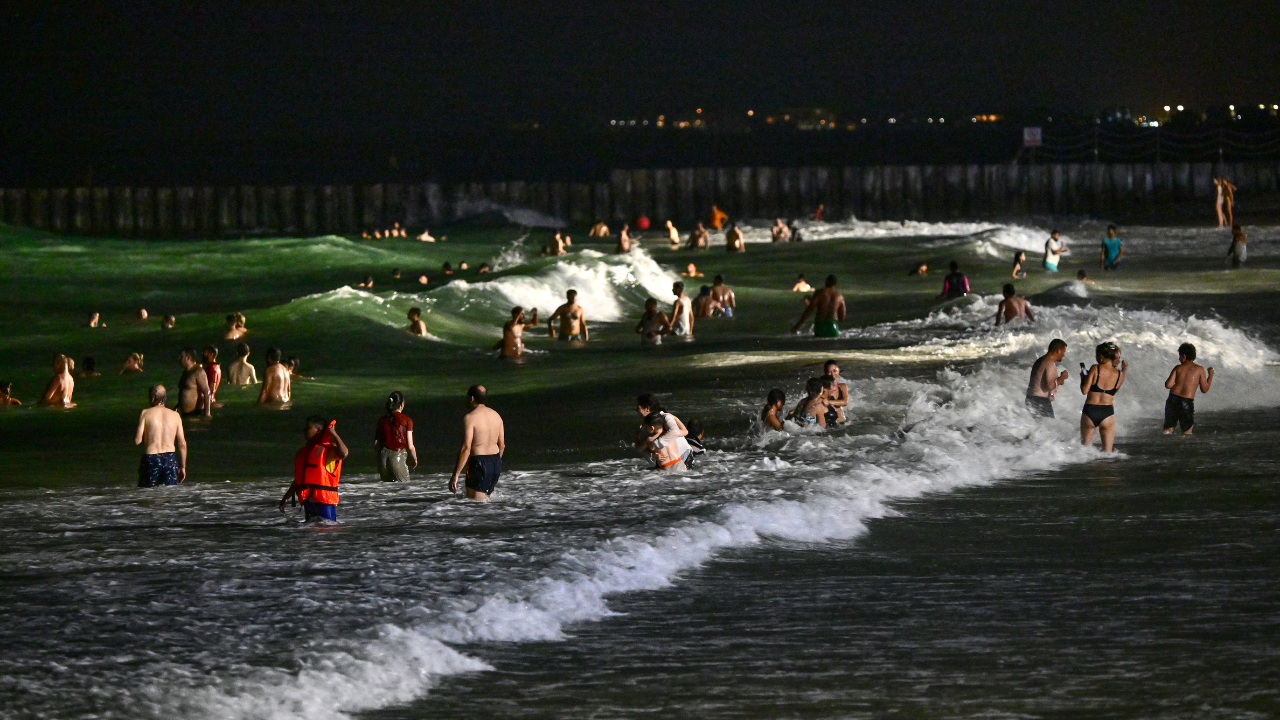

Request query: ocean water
[{"left": 1, "top": 219, "right": 1278, "bottom": 719}]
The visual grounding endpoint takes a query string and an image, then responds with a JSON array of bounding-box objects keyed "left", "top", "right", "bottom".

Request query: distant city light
[
  {"left": 1177, "top": 105, "right": 1184, "bottom": 111},
  {"left": 1163, "top": 105, "right": 1171, "bottom": 112},
  {"left": 927, "top": 117, "right": 934, "bottom": 123},
  {"left": 610, "top": 120, "right": 616, "bottom": 125},
  {"left": 1229, "top": 105, "right": 1235, "bottom": 111},
  {"left": 696, "top": 108, "right": 702, "bottom": 114},
  {"left": 747, "top": 110, "right": 754, "bottom": 116},
  {"left": 939, "top": 117, "right": 945, "bottom": 123},
  {"left": 861, "top": 118, "right": 867, "bottom": 123},
  {"left": 888, "top": 118, "right": 896, "bottom": 124},
  {"left": 642, "top": 120, "right": 648, "bottom": 125},
  {"left": 1261, "top": 104, "right": 1268, "bottom": 110}
]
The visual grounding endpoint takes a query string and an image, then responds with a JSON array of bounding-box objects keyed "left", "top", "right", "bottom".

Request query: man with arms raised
[
  {"left": 709, "top": 275, "right": 736, "bottom": 317},
  {"left": 257, "top": 346, "right": 292, "bottom": 404},
  {"left": 176, "top": 348, "right": 212, "bottom": 418},
  {"left": 450, "top": 385, "right": 506, "bottom": 501},
  {"left": 1026, "top": 338, "right": 1070, "bottom": 418},
  {"left": 135, "top": 385, "right": 187, "bottom": 487},
  {"left": 496, "top": 306, "right": 539, "bottom": 359},
  {"left": 226, "top": 343, "right": 258, "bottom": 385},
  {"left": 792, "top": 275, "right": 846, "bottom": 338},
  {"left": 547, "top": 290, "right": 588, "bottom": 342}
]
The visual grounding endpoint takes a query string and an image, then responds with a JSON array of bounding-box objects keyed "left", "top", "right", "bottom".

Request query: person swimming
[
  {"left": 792, "top": 274, "right": 813, "bottom": 292},
  {"left": 1080, "top": 341, "right": 1127, "bottom": 452},
  {"left": 407, "top": 307, "right": 427, "bottom": 336},
  {"left": 120, "top": 352, "right": 145, "bottom": 375}
]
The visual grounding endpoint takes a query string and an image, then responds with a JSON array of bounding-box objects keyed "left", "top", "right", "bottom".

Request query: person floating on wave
[
  {"left": 449, "top": 385, "right": 505, "bottom": 501},
  {"left": 1080, "top": 342, "right": 1127, "bottom": 452},
  {"left": 280, "top": 416, "right": 349, "bottom": 521},
  {"left": 792, "top": 274, "right": 813, "bottom": 292},
  {"left": 725, "top": 223, "right": 745, "bottom": 253},
  {"left": 375, "top": 390, "right": 417, "bottom": 481},
  {"left": 120, "top": 352, "right": 145, "bottom": 375},
  {"left": 939, "top": 261, "right": 969, "bottom": 300},
  {"left": 40, "top": 355, "right": 76, "bottom": 407},
  {"left": 496, "top": 306, "right": 539, "bottom": 359},
  {"left": 202, "top": 346, "right": 222, "bottom": 408},
  {"left": 636, "top": 298, "right": 670, "bottom": 345},
  {"left": 692, "top": 286, "right": 721, "bottom": 318},
  {"left": 407, "top": 307, "right": 427, "bottom": 336},
  {"left": 1163, "top": 343, "right": 1214, "bottom": 436},
  {"left": 687, "top": 222, "right": 710, "bottom": 249},
  {"left": 634, "top": 394, "right": 695, "bottom": 468},
  {"left": 258, "top": 347, "right": 292, "bottom": 404},
  {"left": 226, "top": 343, "right": 257, "bottom": 384},
  {"left": 1011, "top": 251, "right": 1027, "bottom": 279},
  {"left": 1227, "top": 223, "right": 1246, "bottom": 268},
  {"left": 787, "top": 377, "right": 830, "bottom": 428},
  {"left": 176, "top": 348, "right": 213, "bottom": 419},
  {"left": 640, "top": 413, "right": 687, "bottom": 471},
  {"left": 1100, "top": 225, "right": 1124, "bottom": 271},
  {"left": 666, "top": 220, "right": 681, "bottom": 248},
  {"left": 995, "top": 284, "right": 1035, "bottom": 326},
  {"left": 681, "top": 262, "right": 703, "bottom": 278},
  {"left": 761, "top": 388, "right": 786, "bottom": 430},
  {"left": 615, "top": 224, "right": 633, "bottom": 253},
  {"left": 547, "top": 290, "right": 588, "bottom": 342},
  {"left": 792, "top": 275, "right": 845, "bottom": 337},
  {"left": 1026, "top": 339, "right": 1069, "bottom": 419},
  {"left": 709, "top": 205, "right": 727, "bottom": 230},
  {"left": 79, "top": 356, "right": 101, "bottom": 378},
  {"left": 670, "top": 282, "right": 694, "bottom": 340},
  {"left": 772, "top": 218, "right": 791, "bottom": 242},
  {"left": 709, "top": 275, "right": 736, "bottom": 317},
  {"left": 823, "top": 359, "right": 849, "bottom": 425},
  {"left": 1044, "top": 230, "right": 1065, "bottom": 272},
  {"left": 135, "top": 384, "right": 187, "bottom": 487},
  {"left": 1, "top": 381, "right": 22, "bottom": 406}
]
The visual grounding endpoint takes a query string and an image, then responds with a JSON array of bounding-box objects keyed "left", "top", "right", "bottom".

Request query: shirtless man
[
  {"left": 670, "top": 282, "right": 694, "bottom": 339},
  {"left": 406, "top": 307, "right": 427, "bottom": 336},
  {"left": 686, "top": 222, "right": 709, "bottom": 249},
  {"left": 224, "top": 313, "right": 247, "bottom": 341},
  {"left": 616, "top": 224, "right": 633, "bottom": 253},
  {"left": 709, "top": 275, "right": 736, "bottom": 317},
  {"left": 995, "top": 284, "right": 1035, "bottom": 326},
  {"left": 226, "top": 343, "right": 258, "bottom": 384},
  {"left": 692, "top": 286, "right": 721, "bottom": 318},
  {"left": 449, "top": 385, "right": 506, "bottom": 501},
  {"left": 823, "top": 359, "right": 849, "bottom": 424},
  {"left": 120, "top": 353, "right": 145, "bottom": 375},
  {"left": 176, "top": 349, "right": 212, "bottom": 418},
  {"left": 792, "top": 275, "right": 845, "bottom": 337},
  {"left": 544, "top": 232, "right": 568, "bottom": 256},
  {"left": 135, "top": 385, "right": 187, "bottom": 487},
  {"left": 496, "top": 306, "right": 539, "bottom": 359},
  {"left": 39, "top": 355, "right": 76, "bottom": 407},
  {"left": 666, "top": 220, "right": 681, "bottom": 248},
  {"left": 547, "top": 290, "right": 588, "bottom": 342},
  {"left": 725, "top": 223, "right": 745, "bottom": 252},
  {"left": 589, "top": 221, "right": 610, "bottom": 238},
  {"left": 1163, "top": 342, "right": 1214, "bottom": 435},
  {"left": 257, "top": 347, "right": 292, "bottom": 404},
  {"left": 771, "top": 218, "right": 790, "bottom": 242},
  {"left": 202, "top": 345, "right": 222, "bottom": 408},
  {"left": 1026, "top": 339, "right": 1070, "bottom": 418}
]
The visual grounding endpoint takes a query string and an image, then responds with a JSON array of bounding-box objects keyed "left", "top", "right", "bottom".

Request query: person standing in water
[
  {"left": 226, "top": 343, "right": 258, "bottom": 385},
  {"left": 669, "top": 281, "right": 694, "bottom": 339},
  {"left": 1026, "top": 339, "right": 1069, "bottom": 418},
  {"left": 639, "top": 413, "right": 687, "bottom": 471},
  {"left": 709, "top": 205, "right": 727, "bottom": 230},
  {"left": 687, "top": 222, "right": 710, "bottom": 249},
  {"left": 497, "top": 306, "right": 539, "bottom": 359},
  {"left": 823, "top": 360, "right": 850, "bottom": 424},
  {"left": 120, "top": 353, "right": 145, "bottom": 375},
  {"left": 709, "top": 275, "right": 736, "bottom": 317},
  {"left": 1080, "top": 341, "right": 1127, "bottom": 452},
  {"left": 375, "top": 391, "right": 417, "bottom": 481},
  {"left": 202, "top": 346, "right": 222, "bottom": 409},
  {"left": 406, "top": 307, "right": 428, "bottom": 336},
  {"left": 1163, "top": 343, "right": 1214, "bottom": 435},
  {"left": 666, "top": 220, "right": 681, "bottom": 248},
  {"left": 615, "top": 224, "right": 633, "bottom": 253},
  {"left": 257, "top": 347, "right": 291, "bottom": 404},
  {"left": 634, "top": 394, "right": 694, "bottom": 467},
  {"left": 787, "top": 377, "right": 831, "bottom": 428},
  {"left": 135, "top": 385, "right": 187, "bottom": 487},
  {"left": 0, "top": 381, "right": 21, "bottom": 405},
  {"left": 450, "top": 385, "right": 505, "bottom": 501},
  {"left": 760, "top": 389, "right": 786, "bottom": 430},
  {"left": 636, "top": 298, "right": 670, "bottom": 345},
  {"left": 1044, "top": 230, "right": 1065, "bottom": 272},
  {"left": 995, "top": 284, "right": 1035, "bottom": 325},
  {"left": 771, "top": 219, "right": 790, "bottom": 242},
  {"left": 1100, "top": 225, "right": 1124, "bottom": 270},
  {"left": 792, "top": 275, "right": 845, "bottom": 337},
  {"left": 547, "top": 290, "right": 588, "bottom": 342},
  {"left": 1227, "top": 223, "right": 1247, "bottom": 268},
  {"left": 939, "top": 261, "right": 969, "bottom": 299},
  {"left": 39, "top": 355, "right": 76, "bottom": 407},
  {"left": 725, "top": 223, "right": 745, "bottom": 252},
  {"left": 279, "top": 416, "right": 349, "bottom": 521},
  {"left": 176, "top": 349, "right": 213, "bottom": 418}
]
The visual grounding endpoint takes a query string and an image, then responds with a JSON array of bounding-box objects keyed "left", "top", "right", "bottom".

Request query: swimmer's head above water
[{"left": 148, "top": 384, "right": 167, "bottom": 406}]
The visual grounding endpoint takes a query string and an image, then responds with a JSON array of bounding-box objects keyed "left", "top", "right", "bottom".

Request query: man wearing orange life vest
[{"left": 279, "top": 415, "right": 350, "bottom": 522}]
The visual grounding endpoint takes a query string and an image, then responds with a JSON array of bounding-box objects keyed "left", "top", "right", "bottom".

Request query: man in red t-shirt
[{"left": 375, "top": 391, "right": 418, "bottom": 481}]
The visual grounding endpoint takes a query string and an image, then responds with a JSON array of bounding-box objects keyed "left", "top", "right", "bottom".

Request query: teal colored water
[{"left": 0, "top": 218, "right": 1278, "bottom": 719}]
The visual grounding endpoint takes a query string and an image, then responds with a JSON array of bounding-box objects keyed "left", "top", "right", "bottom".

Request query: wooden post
[
  {"left": 29, "top": 188, "right": 49, "bottom": 230},
  {"left": 530, "top": 181, "right": 551, "bottom": 215},
  {"left": 73, "top": 188, "right": 91, "bottom": 234},
  {"left": 384, "top": 183, "right": 404, "bottom": 225},
  {"left": 49, "top": 188, "right": 68, "bottom": 233},
  {"left": 301, "top": 186, "right": 318, "bottom": 235},
  {"left": 652, "top": 171, "right": 672, "bottom": 225},
  {"left": 216, "top": 187, "right": 236, "bottom": 237},
  {"left": 859, "top": 167, "right": 878, "bottom": 220},
  {"left": 609, "top": 170, "right": 629, "bottom": 222},
  {"left": 134, "top": 187, "right": 154, "bottom": 236},
  {"left": 156, "top": 187, "right": 174, "bottom": 237},
  {"left": 632, "top": 169, "right": 653, "bottom": 221},
  {"left": 903, "top": 166, "right": 923, "bottom": 220},
  {"left": 337, "top": 185, "right": 356, "bottom": 231},
  {"left": 424, "top": 182, "right": 444, "bottom": 224},
  {"left": 715, "top": 167, "right": 735, "bottom": 219},
  {"left": 675, "top": 169, "right": 695, "bottom": 224},
  {"left": 92, "top": 188, "right": 109, "bottom": 234},
  {"left": 361, "top": 185, "right": 382, "bottom": 230},
  {"left": 695, "top": 167, "right": 718, "bottom": 223},
  {"left": 197, "top": 187, "right": 214, "bottom": 237},
  {"left": 113, "top": 187, "right": 134, "bottom": 235},
  {"left": 4, "top": 188, "right": 25, "bottom": 227},
  {"left": 779, "top": 167, "right": 799, "bottom": 218},
  {"left": 880, "top": 165, "right": 902, "bottom": 220},
  {"left": 754, "top": 167, "right": 777, "bottom": 220},
  {"left": 238, "top": 186, "right": 257, "bottom": 230},
  {"left": 570, "top": 183, "right": 592, "bottom": 224},
  {"left": 278, "top": 186, "right": 297, "bottom": 233},
  {"left": 258, "top": 186, "right": 278, "bottom": 234},
  {"left": 177, "top": 187, "right": 195, "bottom": 236},
  {"left": 736, "top": 167, "right": 754, "bottom": 220},
  {"left": 320, "top": 186, "right": 336, "bottom": 233},
  {"left": 839, "top": 167, "right": 858, "bottom": 220},
  {"left": 797, "top": 167, "right": 817, "bottom": 218},
  {"left": 592, "top": 182, "right": 611, "bottom": 224}
]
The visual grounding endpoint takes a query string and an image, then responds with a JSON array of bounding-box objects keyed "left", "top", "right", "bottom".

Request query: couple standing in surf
[{"left": 1027, "top": 339, "right": 1214, "bottom": 452}]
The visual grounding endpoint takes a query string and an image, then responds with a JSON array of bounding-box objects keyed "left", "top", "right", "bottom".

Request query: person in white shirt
[{"left": 1044, "top": 230, "right": 1066, "bottom": 272}]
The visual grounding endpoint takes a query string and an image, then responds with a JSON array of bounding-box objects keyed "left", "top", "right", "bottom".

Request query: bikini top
[{"left": 1089, "top": 370, "right": 1121, "bottom": 396}]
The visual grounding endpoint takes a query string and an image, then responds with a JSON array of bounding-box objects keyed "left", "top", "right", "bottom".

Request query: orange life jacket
[{"left": 293, "top": 430, "right": 341, "bottom": 505}]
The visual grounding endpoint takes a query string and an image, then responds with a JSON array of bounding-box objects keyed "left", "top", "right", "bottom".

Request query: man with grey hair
[{"left": 135, "top": 385, "right": 187, "bottom": 487}]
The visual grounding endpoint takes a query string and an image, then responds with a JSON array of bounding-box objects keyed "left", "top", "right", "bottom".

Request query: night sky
[{"left": 1, "top": 2, "right": 1277, "bottom": 176}]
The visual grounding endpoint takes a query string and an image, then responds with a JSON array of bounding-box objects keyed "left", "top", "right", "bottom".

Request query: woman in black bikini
[{"left": 1079, "top": 342, "right": 1127, "bottom": 452}]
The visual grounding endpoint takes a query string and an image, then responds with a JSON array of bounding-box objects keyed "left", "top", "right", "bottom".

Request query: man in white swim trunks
[{"left": 670, "top": 282, "right": 694, "bottom": 339}]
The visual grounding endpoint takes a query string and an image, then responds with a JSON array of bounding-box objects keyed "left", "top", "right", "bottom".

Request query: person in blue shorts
[
  {"left": 450, "top": 385, "right": 506, "bottom": 501},
  {"left": 1100, "top": 225, "right": 1124, "bottom": 270},
  {"left": 280, "top": 416, "right": 349, "bottom": 521}
]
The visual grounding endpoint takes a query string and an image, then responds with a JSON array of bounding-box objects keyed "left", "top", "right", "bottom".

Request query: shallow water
[{"left": 1, "top": 219, "right": 1278, "bottom": 719}]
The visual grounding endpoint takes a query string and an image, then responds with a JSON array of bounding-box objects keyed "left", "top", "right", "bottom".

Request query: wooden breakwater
[{"left": 3, "top": 161, "right": 1277, "bottom": 238}]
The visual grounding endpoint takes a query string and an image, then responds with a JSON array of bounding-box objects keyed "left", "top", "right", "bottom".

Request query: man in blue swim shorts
[
  {"left": 450, "top": 385, "right": 506, "bottom": 501},
  {"left": 134, "top": 385, "right": 187, "bottom": 487}
]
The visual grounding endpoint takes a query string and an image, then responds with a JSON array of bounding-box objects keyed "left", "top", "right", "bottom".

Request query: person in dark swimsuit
[{"left": 1079, "top": 341, "right": 1127, "bottom": 452}]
